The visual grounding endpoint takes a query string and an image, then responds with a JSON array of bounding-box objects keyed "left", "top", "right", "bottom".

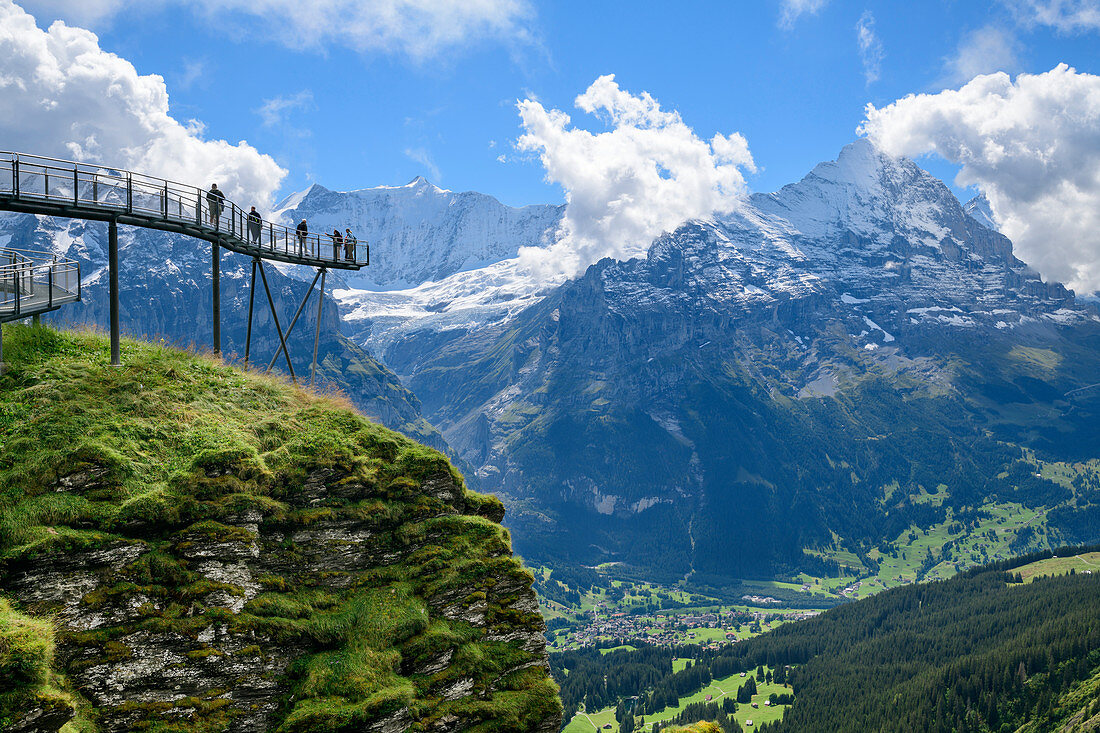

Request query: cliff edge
[{"left": 0, "top": 324, "right": 561, "bottom": 732}]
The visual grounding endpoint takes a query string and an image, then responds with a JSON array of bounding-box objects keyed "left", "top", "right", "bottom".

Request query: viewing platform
[
  {"left": 0, "top": 151, "right": 367, "bottom": 379},
  {"left": 0, "top": 152, "right": 368, "bottom": 270}
]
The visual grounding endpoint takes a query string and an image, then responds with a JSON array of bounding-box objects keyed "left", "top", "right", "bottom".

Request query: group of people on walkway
[
  {"left": 295, "top": 219, "right": 358, "bottom": 262},
  {"left": 206, "top": 183, "right": 359, "bottom": 263}
]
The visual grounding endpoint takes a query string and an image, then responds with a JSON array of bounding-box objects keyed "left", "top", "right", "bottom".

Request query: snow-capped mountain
[
  {"left": 362, "top": 140, "right": 1083, "bottom": 377},
  {"left": 273, "top": 177, "right": 562, "bottom": 290},
  {"left": 370, "top": 140, "right": 1099, "bottom": 579}
]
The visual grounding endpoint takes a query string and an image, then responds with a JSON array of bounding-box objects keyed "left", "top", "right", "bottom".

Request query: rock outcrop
[{"left": 0, "top": 325, "right": 560, "bottom": 732}]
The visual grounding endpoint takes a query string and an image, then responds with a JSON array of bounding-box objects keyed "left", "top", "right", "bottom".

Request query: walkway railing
[
  {"left": 0, "top": 152, "right": 367, "bottom": 270},
  {"left": 0, "top": 247, "right": 81, "bottom": 322}
]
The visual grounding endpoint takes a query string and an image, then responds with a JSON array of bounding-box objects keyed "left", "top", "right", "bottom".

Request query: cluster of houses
[
  {"left": 740, "top": 594, "right": 782, "bottom": 604},
  {"left": 552, "top": 606, "right": 821, "bottom": 651}
]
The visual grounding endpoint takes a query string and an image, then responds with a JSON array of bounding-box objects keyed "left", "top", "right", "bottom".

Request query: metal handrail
[
  {"left": 0, "top": 246, "right": 81, "bottom": 320},
  {"left": 0, "top": 151, "right": 368, "bottom": 269}
]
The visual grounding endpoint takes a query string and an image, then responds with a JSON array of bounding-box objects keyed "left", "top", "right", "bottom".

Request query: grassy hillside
[{"left": 0, "top": 323, "right": 560, "bottom": 731}]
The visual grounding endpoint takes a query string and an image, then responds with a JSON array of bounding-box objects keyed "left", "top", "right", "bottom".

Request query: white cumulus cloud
[
  {"left": 779, "top": 0, "right": 829, "bottom": 29},
  {"left": 860, "top": 64, "right": 1100, "bottom": 295},
  {"left": 515, "top": 75, "right": 756, "bottom": 279},
  {"left": 20, "top": 0, "right": 535, "bottom": 59},
  {"left": 0, "top": 0, "right": 286, "bottom": 209}
]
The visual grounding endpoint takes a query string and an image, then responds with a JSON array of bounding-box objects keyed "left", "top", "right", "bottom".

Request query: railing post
[
  {"left": 48, "top": 263, "right": 53, "bottom": 310},
  {"left": 73, "top": 165, "right": 79, "bottom": 206},
  {"left": 163, "top": 183, "right": 168, "bottom": 219},
  {"left": 12, "top": 156, "right": 18, "bottom": 198},
  {"left": 93, "top": 175, "right": 98, "bottom": 204},
  {"left": 196, "top": 189, "right": 202, "bottom": 225},
  {"left": 126, "top": 174, "right": 132, "bottom": 213},
  {"left": 44, "top": 168, "right": 49, "bottom": 199}
]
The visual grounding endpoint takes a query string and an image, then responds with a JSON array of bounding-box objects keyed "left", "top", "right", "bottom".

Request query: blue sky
[{"left": 18, "top": 0, "right": 1100, "bottom": 207}]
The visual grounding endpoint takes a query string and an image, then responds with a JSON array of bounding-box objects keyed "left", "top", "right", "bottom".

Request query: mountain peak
[
  {"left": 403, "top": 175, "right": 446, "bottom": 193},
  {"left": 965, "top": 194, "right": 998, "bottom": 231},
  {"left": 806, "top": 137, "right": 917, "bottom": 188}
]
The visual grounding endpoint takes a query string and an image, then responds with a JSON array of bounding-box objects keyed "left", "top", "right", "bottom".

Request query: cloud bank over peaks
[
  {"left": 515, "top": 75, "right": 756, "bottom": 279},
  {"left": 860, "top": 63, "right": 1100, "bottom": 295},
  {"left": 0, "top": 0, "right": 286, "bottom": 210}
]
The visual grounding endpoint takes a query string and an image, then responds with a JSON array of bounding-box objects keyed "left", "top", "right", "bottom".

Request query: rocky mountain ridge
[{"left": 365, "top": 140, "right": 1100, "bottom": 579}]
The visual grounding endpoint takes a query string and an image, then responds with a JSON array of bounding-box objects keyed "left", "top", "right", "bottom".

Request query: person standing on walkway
[
  {"left": 296, "top": 219, "right": 308, "bottom": 255},
  {"left": 247, "top": 206, "right": 262, "bottom": 245},
  {"left": 331, "top": 229, "right": 343, "bottom": 261},
  {"left": 206, "top": 184, "right": 225, "bottom": 226},
  {"left": 343, "top": 228, "right": 356, "bottom": 261}
]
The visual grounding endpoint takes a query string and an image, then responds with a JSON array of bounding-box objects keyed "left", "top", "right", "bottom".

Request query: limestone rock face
[{"left": 4, "top": 467, "right": 557, "bottom": 732}]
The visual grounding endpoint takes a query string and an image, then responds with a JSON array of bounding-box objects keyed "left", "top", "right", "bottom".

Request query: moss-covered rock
[{"left": 0, "top": 324, "right": 561, "bottom": 732}]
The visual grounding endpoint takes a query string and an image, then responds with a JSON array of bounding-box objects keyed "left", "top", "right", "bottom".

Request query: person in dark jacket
[
  {"left": 343, "top": 228, "right": 356, "bottom": 261},
  {"left": 206, "top": 184, "right": 225, "bottom": 225},
  {"left": 331, "top": 229, "right": 343, "bottom": 261},
  {"left": 296, "top": 219, "right": 308, "bottom": 254},
  {"left": 247, "top": 206, "right": 262, "bottom": 245}
]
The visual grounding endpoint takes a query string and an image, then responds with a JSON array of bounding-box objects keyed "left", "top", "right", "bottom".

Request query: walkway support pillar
[
  {"left": 310, "top": 268, "right": 326, "bottom": 388},
  {"left": 212, "top": 242, "right": 220, "bottom": 355},
  {"left": 244, "top": 258, "right": 257, "bottom": 367},
  {"left": 108, "top": 217, "right": 120, "bottom": 366}
]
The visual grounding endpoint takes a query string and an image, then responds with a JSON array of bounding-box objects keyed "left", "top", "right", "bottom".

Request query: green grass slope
[{"left": 0, "top": 324, "right": 560, "bottom": 732}]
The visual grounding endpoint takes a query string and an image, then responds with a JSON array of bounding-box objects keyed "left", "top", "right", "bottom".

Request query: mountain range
[{"left": 6, "top": 138, "right": 1099, "bottom": 584}]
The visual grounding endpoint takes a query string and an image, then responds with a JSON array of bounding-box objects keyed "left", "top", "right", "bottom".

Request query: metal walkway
[
  {"left": 0, "top": 152, "right": 368, "bottom": 270},
  {"left": 0, "top": 151, "right": 369, "bottom": 384},
  {"left": 0, "top": 247, "right": 81, "bottom": 323}
]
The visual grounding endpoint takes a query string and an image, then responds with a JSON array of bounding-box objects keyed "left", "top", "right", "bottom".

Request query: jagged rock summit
[{"left": 0, "top": 325, "right": 560, "bottom": 732}]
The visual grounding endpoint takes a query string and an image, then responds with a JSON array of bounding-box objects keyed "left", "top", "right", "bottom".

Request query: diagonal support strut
[
  {"left": 265, "top": 268, "right": 322, "bottom": 373},
  {"left": 255, "top": 258, "right": 296, "bottom": 383}
]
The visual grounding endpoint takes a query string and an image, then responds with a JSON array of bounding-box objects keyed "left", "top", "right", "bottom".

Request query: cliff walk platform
[{"left": 0, "top": 152, "right": 366, "bottom": 383}]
